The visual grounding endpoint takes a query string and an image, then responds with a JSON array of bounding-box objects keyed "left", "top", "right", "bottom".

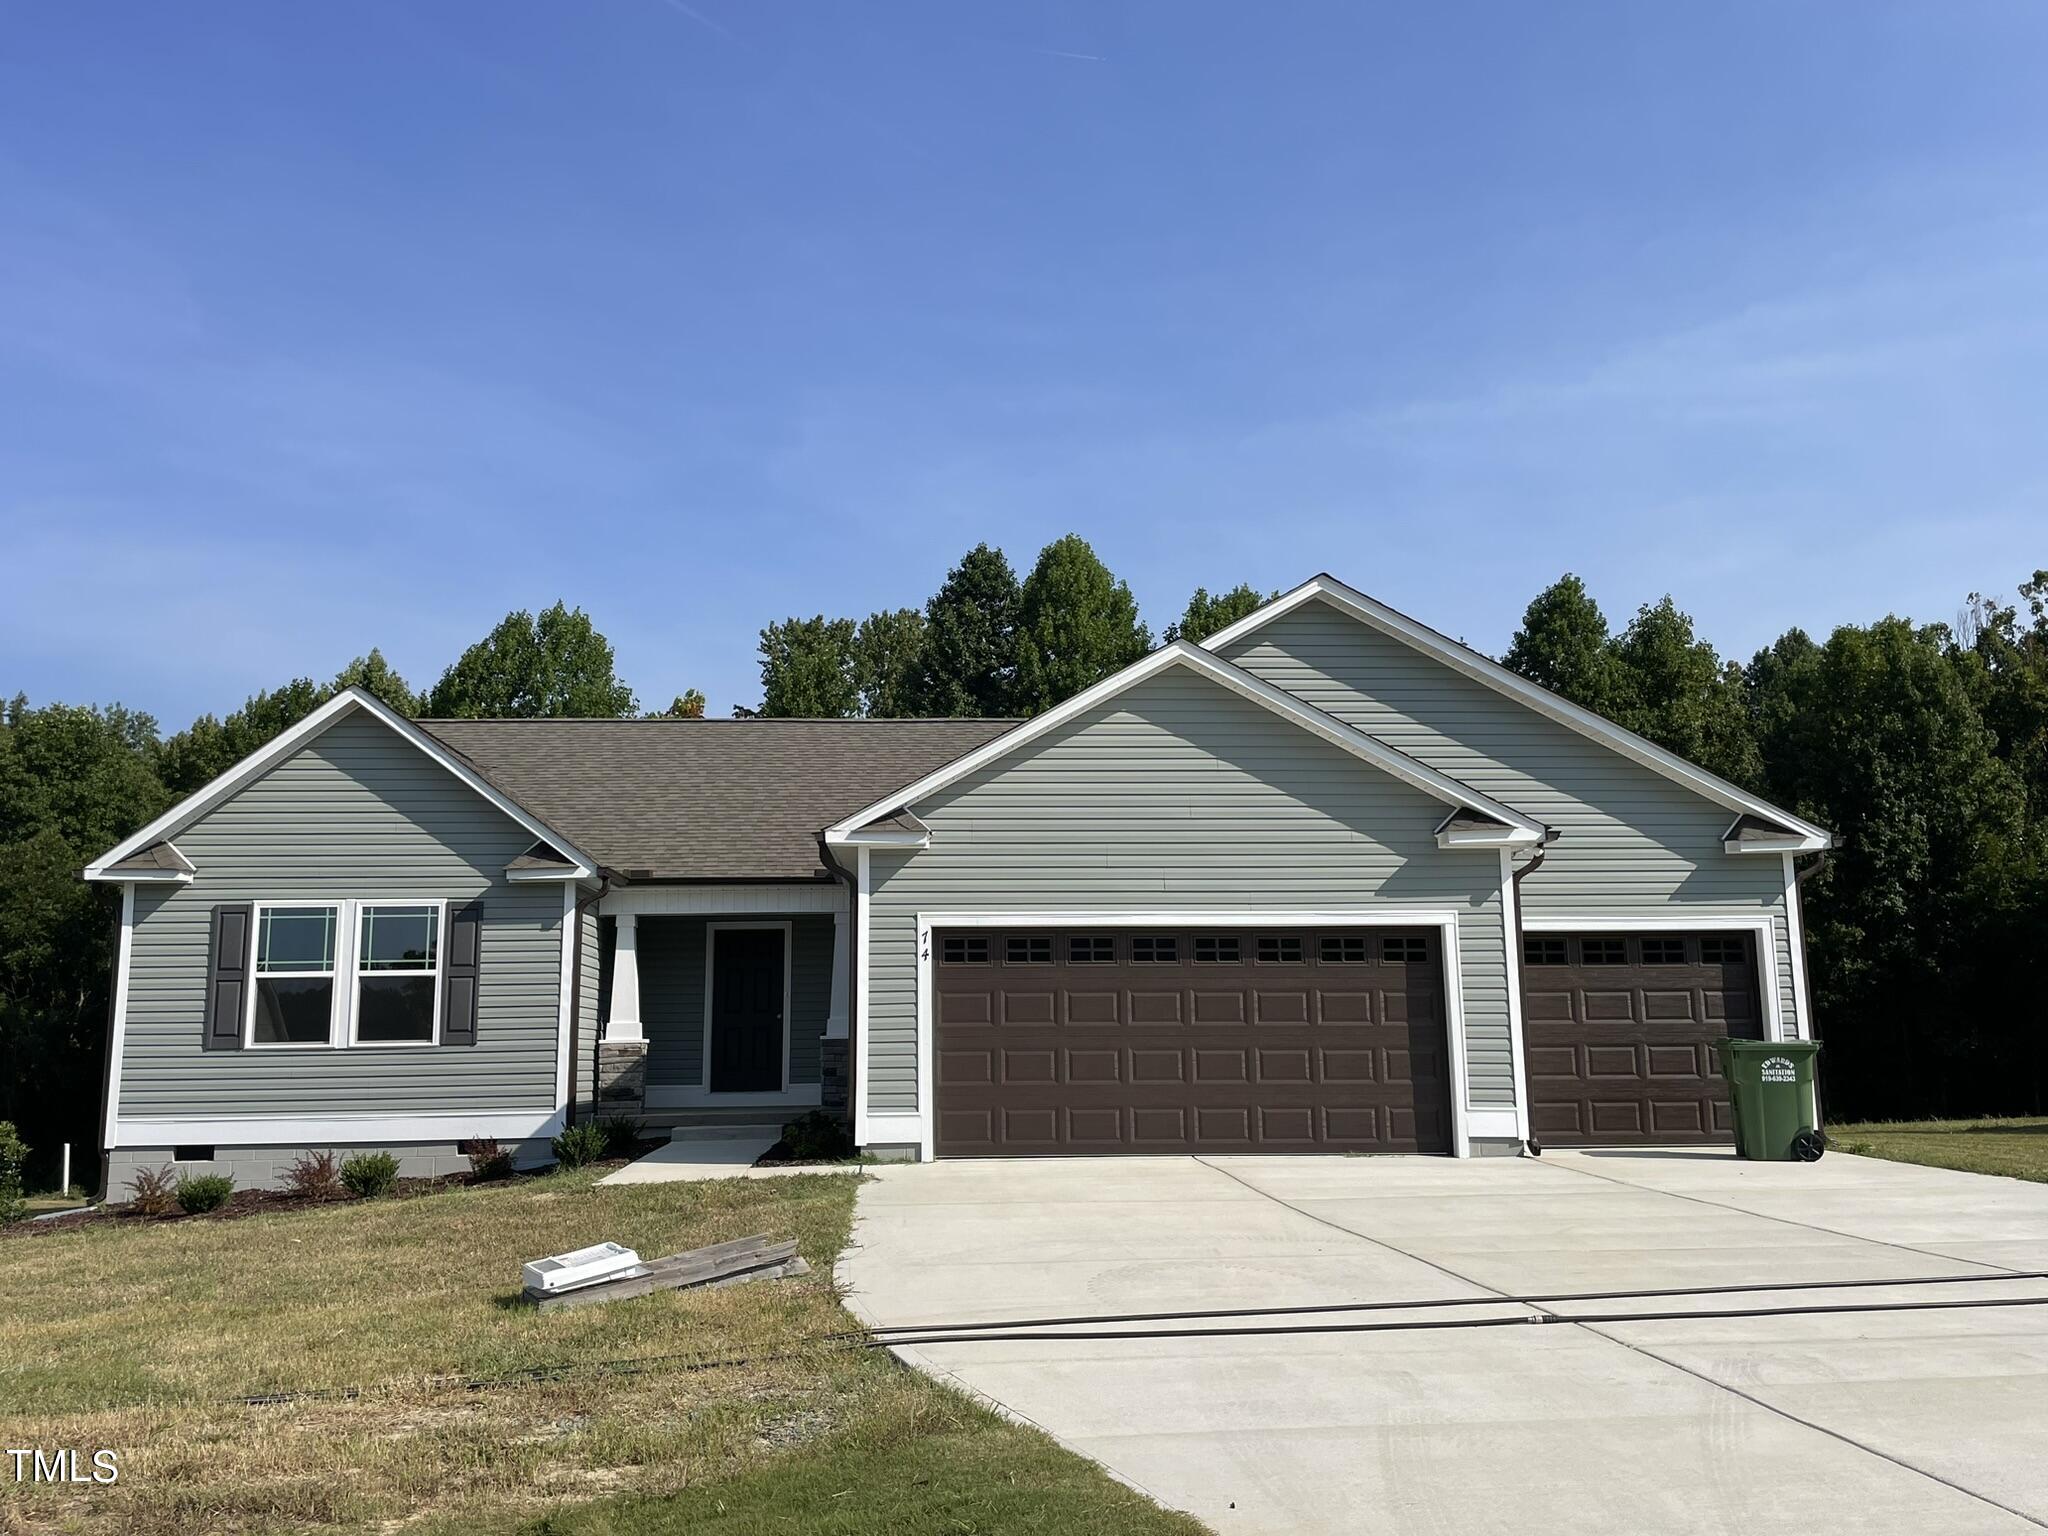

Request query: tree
[
  {"left": 915, "top": 544, "right": 1022, "bottom": 717},
  {"left": 757, "top": 616, "right": 858, "bottom": 718},
  {"left": 1608, "top": 598, "right": 1762, "bottom": 790},
  {"left": 854, "top": 608, "right": 927, "bottom": 718},
  {"left": 1165, "top": 584, "right": 1268, "bottom": 645},
  {"left": 1012, "top": 535, "right": 1152, "bottom": 715},
  {"left": 425, "top": 604, "right": 636, "bottom": 719},
  {"left": 157, "top": 650, "right": 422, "bottom": 794},
  {"left": 653, "top": 690, "right": 707, "bottom": 719},
  {"left": 1503, "top": 575, "right": 1622, "bottom": 714},
  {"left": 0, "top": 697, "right": 169, "bottom": 1186}
]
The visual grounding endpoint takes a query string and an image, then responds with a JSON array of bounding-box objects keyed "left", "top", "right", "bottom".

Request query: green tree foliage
[
  {"left": 1012, "top": 535, "right": 1152, "bottom": 716},
  {"left": 1503, "top": 574, "right": 1622, "bottom": 712},
  {"left": 1608, "top": 598, "right": 1762, "bottom": 790},
  {"left": 158, "top": 650, "right": 419, "bottom": 794},
  {"left": 0, "top": 697, "right": 169, "bottom": 1186},
  {"left": 425, "top": 604, "right": 636, "bottom": 719},
  {"left": 854, "top": 608, "right": 928, "bottom": 718},
  {"left": 1165, "top": 584, "right": 1269, "bottom": 645},
  {"left": 757, "top": 616, "right": 859, "bottom": 718},
  {"left": 915, "top": 544, "right": 1022, "bottom": 718}
]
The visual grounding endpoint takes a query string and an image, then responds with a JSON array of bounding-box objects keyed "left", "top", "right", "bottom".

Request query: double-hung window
[
  {"left": 354, "top": 903, "right": 443, "bottom": 1044},
  {"left": 250, "top": 904, "right": 341, "bottom": 1047},
  {"left": 245, "top": 900, "right": 446, "bottom": 1048}
]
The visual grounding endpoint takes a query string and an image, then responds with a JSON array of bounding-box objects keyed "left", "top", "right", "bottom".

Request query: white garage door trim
[
  {"left": 1518, "top": 914, "right": 1786, "bottom": 1043},
  {"left": 903, "top": 909, "right": 1474, "bottom": 1161}
]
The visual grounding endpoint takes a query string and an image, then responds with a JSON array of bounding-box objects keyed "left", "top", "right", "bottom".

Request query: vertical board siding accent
[
  {"left": 1219, "top": 601, "right": 1803, "bottom": 1033},
  {"left": 640, "top": 913, "right": 833, "bottom": 1088},
  {"left": 120, "top": 713, "right": 564, "bottom": 1120},
  {"left": 865, "top": 669, "right": 1509, "bottom": 1117}
]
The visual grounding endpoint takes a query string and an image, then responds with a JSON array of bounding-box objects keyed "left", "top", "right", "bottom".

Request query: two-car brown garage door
[
  {"left": 933, "top": 926, "right": 1453, "bottom": 1157},
  {"left": 1521, "top": 931, "right": 1765, "bottom": 1146}
]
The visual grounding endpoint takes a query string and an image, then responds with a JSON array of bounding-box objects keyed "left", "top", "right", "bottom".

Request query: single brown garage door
[
  {"left": 1521, "top": 931, "right": 1765, "bottom": 1146},
  {"left": 933, "top": 926, "right": 1454, "bottom": 1157}
]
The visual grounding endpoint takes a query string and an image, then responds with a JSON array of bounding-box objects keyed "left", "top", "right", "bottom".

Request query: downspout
[
  {"left": 1509, "top": 829, "right": 1562, "bottom": 1156},
  {"left": 564, "top": 872, "right": 614, "bottom": 1127},
  {"left": 1792, "top": 845, "right": 1835, "bottom": 1125},
  {"left": 819, "top": 836, "right": 857, "bottom": 1132}
]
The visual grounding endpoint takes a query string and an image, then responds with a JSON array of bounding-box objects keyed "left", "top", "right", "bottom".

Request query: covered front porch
[{"left": 593, "top": 882, "right": 851, "bottom": 1131}]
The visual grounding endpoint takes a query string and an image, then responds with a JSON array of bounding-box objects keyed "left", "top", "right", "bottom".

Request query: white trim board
[
  {"left": 102, "top": 884, "right": 136, "bottom": 1150},
  {"left": 1782, "top": 853, "right": 1814, "bottom": 1044},
  {"left": 85, "top": 688, "right": 598, "bottom": 882},
  {"left": 902, "top": 907, "right": 1479, "bottom": 1160},
  {"left": 823, "top": 642, "right": 1544, "bottom": 847},
  {"left": 701, "top": 920, "right": 794, "bottom": 1095},
  {"left": 1496, "top": 850, "right": 1533, "bottom": 1144},
  {"left": 556, "top": 883, "right": 576, "bottom": 1108},
  {"left": 109, "top": 1109, "right": 565, "bottom": 1150},
  {"left": 1519, "top": 912, "right": 1786, "bottom": 1043},
  {"left": 601, "top": 883, "right": 847, "bottom": 917},
  {"left": 1203, "top": 576, "right": 1832, "bottom": 851}
]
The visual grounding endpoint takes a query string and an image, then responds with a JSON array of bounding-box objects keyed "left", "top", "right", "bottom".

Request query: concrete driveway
[{"left": 838, "top": 1151, "right": 2048, "bottom": 1535}]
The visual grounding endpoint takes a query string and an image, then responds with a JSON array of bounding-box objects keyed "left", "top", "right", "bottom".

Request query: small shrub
[
  {"left": 0, "top": 1121, "right": 26, "bottom": 1224},
  {"left": 779, "top": 1109, "right": 853, "bottom": 1162},
  {"left": 551, "top": 1122, "right": 608, "bottom": 1169},
  {"left": 282, "top": 1150, "right": 343, "bottom": 1201},
  {"left": 598, "top": 1114, "right": 645, "bottom": 1156},
  {"left": 340, "top": 1150, "right": 401, "bottom": 1199},
  {"left": 127, "top": 1164, "right": 179, "bottom": 1217},
  {"left": 459, "top": 1136, "right": 514, "bottom": 1182},
  {"left": 175, "top": 1173, "right": 235, "bottom": 1215}
]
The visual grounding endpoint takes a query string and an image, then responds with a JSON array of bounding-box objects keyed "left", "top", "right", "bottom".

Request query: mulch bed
[{"left": 1, "top": 1146, "right": 664, "bottom": 1242}]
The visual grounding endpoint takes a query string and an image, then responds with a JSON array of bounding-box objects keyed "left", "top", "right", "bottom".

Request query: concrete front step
[{"left": 669, "top": 1123, "right": 786, "bottom": 1143}]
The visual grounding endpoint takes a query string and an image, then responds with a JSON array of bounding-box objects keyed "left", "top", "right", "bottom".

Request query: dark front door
[
  {"left": 932, "top": 926, "right": 1453, "bottom": 1157},
  {"left": 1521, "top": 930, "right": 1765, "bottom": 1145},
  {"left": 709, "top": 927, "right": 785, "bottom": 1092}
]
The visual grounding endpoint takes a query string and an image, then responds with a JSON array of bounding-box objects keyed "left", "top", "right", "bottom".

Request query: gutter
[
  {"left": 564, "top": 871, "right": 617, "bottom": 1126},
  {"left": 1509, "top": 830, "right": 1562, "bottom": 1157}
]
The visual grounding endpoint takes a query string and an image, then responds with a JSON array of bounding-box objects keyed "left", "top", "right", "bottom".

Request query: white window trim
[
  {"left": 899, "top": 909, "right": 1475, "bottom": 1161},
  {"left": 244, "top": 902, "right": 345, "bottom": 1051},
  {"left": 701, "top": 920, "right": 794, "bottom": 1095},
  {"left": 1518, "top": 913, "right": 1786, "bottom": 1043},
  {"left": 345, "top": 898, "right": 449, "bottom": 1050},
  {"left": 242, "top": 898, "right": 452, "bottom": 1051}
]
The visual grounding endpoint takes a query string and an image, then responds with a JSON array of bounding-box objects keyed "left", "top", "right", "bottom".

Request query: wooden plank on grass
[{"left": 530, "top": 1236, "right": 803, "bottom": 1311}]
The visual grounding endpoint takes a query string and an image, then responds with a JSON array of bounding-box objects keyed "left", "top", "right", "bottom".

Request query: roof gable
[
  {"left": 86, "top": 689, "right": 598, "bottom": 883},
  {"left": 824, "top": 642, "right": 1544, "bottom": 847},
  {"left": 1204, "top": 576, "right": 1830, "bottom": 850}
]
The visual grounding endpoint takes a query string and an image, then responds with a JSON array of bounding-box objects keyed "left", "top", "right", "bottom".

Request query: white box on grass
[{"left": 522, "top": 1242, "right": 643, "bottom": 1295}]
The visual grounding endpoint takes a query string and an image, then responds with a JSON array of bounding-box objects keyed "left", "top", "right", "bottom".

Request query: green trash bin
[{"left": 1715, "top": 1039, "right": 1825, "bottom": 1161}]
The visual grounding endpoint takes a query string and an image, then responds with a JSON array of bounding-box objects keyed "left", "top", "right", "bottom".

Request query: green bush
[
  {"left": 598, "top": 1114, "right": 645, "bottom": 1156},
  {"left": 340, "top": 1151, "right": 401, "bottom": 1198},
  {"left": 551, "top": 1122, "right": 608, "bottom": 1169},
  {"left": 174, "top": 1173, "right": 236, "bottom": 1214},
  {"left": 0, "top": 1121, "right": 26, "bottom": 1224},
  {"left": 778, "top": 1109, "right": 853, "bottom": 1161}
]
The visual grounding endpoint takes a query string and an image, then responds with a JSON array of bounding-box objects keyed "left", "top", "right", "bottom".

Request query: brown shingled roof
[{"left": 418, "top": 718, "right": 1017, "bottom": 882}]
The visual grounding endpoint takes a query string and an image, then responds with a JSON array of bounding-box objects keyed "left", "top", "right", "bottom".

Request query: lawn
[
  {"left": 1829, "top": 1116, "right": 2048, "bottom": 1184},
  {"left": 0, "top": 1169, "right": 1205, "bottom": 1536}
]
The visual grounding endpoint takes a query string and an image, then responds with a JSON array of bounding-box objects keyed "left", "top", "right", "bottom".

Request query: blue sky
[{"left": 4, "top": 2, "right": 2044, "bottom": 725}]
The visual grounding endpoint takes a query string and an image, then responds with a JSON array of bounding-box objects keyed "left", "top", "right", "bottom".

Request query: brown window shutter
[
  {"left": 443, "top": 901, "right": 482, "bottom": 1045},
  {"left": 204, "top": 903, "right": 252, "bottom": 1051}
]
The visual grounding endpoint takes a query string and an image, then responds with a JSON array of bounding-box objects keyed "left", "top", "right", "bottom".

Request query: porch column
[
  {"left": 825, "top": 907, "right": 849, "bottom": 1041},
  {"left": 607, "top": 912, "right": 644, "bottom": 1043}
]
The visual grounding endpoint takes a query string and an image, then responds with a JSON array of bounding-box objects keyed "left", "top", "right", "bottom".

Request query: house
[{"left": 85, "top": 574, "right": 1830, "bottom": 1193}]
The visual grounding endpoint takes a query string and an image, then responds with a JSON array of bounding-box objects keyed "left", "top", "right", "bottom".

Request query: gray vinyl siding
[
  {"left": 572, "top": 905, "right": 602, "bottom": 1113},
  {"left": 1219, "top": 599, "right": 1803, "bottom": 1035},
  {"left": 638, "top": 914, "right": 832, "bottom": 1088},
  {"left": 119, "top": 712, "right": 565, "bottom": 1123},
  {"left": 866, "top": 667, "right": 1510, "bottom": 1117}
]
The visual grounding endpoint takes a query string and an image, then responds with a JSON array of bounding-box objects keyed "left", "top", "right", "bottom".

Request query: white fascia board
[
  {"left": 1725, "top": 836, "right": 1822, "bottom": 855},
  {"left": 1204, "top": 575, "right": 1834, "bottom": 849},
  {"left": 90, "top": 868, "right": 193, "bottom": 885},
  {"left": 823, "top": 641, "right": 1542, "bottom": 843},
  {"left": 830, "top": 829, "right": 932, "bottom": 849},
  {"left": 506, "top": 866, "right": 588, "bottom": 882},
  {"left": 85, "top": 689, "right": 599, "bottom": 881}
]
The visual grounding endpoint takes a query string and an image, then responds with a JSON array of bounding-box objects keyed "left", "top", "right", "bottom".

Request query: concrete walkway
[
  {"left": 839, "top": 1151, "right": 2048, "bottom": 1535},
  {"left": 596, "top": 1136, "right": 863, "bottom": 1185}
]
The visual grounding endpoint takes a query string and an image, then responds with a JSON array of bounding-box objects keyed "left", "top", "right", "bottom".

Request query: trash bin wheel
[{"left": 1791, "top": 1128, "right": 1827, "bottom": 1162}]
